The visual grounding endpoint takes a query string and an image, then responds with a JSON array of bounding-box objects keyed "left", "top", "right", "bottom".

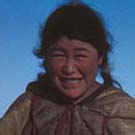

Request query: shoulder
[
  {"left": 0, "top": 91, "right": 33, "bottom": 135},
  {"left": 5, "top": 91, "right": 33, "bottom": 114},
  {"left": 85, "top": 87, "right": 135, "bottom": 118},
  {"left": 90, "top": 87, "right": 135, "bottom": 117},
  {"left": 100, "top": 88, "right": 135, "bottom": 135},
  {"left": 1, "top": 91, "right": 34, "bottom": 121}
]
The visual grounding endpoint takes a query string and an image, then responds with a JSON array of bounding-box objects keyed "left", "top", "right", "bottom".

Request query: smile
[{"left": 60, "top": 77, "right": 82, "bottom": 84}]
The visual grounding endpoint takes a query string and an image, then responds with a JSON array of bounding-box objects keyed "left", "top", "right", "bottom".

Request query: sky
[{"left": 0, "top": 0, "right": 135, "bottom": 117}]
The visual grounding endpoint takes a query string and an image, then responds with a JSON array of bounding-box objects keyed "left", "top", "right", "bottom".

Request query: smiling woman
[
  {"left": 46, "top": 37, "right": 103, "bottom": 101},
  {"left": 0, "top": 1, "right": 135, "bottom": 135}
]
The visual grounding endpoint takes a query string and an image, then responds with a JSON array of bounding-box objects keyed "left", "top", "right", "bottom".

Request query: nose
[{"left": 62, "top": 58, "right": 76, "bottom": 75}]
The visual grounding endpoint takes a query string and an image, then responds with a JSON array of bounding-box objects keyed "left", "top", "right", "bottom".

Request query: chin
[{"left": 61, "top": 88, "right": 85, "bottom": 99}]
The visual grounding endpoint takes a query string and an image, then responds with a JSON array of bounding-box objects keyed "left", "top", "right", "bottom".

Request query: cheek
[
  {"left": 46, "top": 60, "right": 63, "bottom": 76},
  {"left": 80, "top": 59, "right": 99, "bottom": 78}
]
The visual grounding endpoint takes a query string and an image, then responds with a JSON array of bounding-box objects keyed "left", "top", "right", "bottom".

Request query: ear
[{"left": 98, "top": 55, "right": 104, "bottom": 65}]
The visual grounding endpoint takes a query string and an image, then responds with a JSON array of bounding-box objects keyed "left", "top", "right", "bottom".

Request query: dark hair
[{"left": 34, "top": 1, "right": 121, "bottom": 88}]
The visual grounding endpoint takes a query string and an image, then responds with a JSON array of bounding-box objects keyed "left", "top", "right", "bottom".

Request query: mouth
[{"left": 60, "top": 77, "right": 82, "bottom": 84}]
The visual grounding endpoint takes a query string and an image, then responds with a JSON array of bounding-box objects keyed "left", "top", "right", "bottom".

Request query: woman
[{"left": 0, "top": 1, "right": 135, "bottom": 135}]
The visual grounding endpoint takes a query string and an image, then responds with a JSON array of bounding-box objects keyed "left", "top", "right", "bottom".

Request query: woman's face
[{"left": 46, "top": 37, "right": 103, "bottom": 99}]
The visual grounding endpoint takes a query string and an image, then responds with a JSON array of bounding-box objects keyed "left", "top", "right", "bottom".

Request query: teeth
[{"left": 63, "top": 79, "right": 80, "bottom": 84}]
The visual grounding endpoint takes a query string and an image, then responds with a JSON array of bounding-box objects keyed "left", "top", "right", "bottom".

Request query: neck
[{"left": 73, "top": 81, "right": 102, "bottom": 105}]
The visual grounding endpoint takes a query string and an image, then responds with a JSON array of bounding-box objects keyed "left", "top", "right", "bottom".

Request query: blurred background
[{"left": 0, "top": 0, "right": 135, "bottom": 117}]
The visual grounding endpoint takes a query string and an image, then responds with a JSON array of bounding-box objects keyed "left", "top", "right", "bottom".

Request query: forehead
[{"left": 48, "top": 37, "right": 97, "bottom": 53}]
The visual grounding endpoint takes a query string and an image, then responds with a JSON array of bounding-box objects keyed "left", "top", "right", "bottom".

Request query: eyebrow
[
  {"left": 74, "top": 48, "right": 89, "bottom": 53},
  {"left": 48, "top": 47, "right": 89, "bottom": 53},
  {"left": 48, "top": 47, "right": 64, "bottom": 51}
]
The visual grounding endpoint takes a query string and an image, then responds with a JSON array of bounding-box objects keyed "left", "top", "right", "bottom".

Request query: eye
[
  {"left": 75, "top": 54, "right": 87, "bottom": 59},
  {"left": 50, "top": 53, "right": 65, "bottom": 57},
  {"left": 48, "top": 51, "right": 66, "bottom": 60}
]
